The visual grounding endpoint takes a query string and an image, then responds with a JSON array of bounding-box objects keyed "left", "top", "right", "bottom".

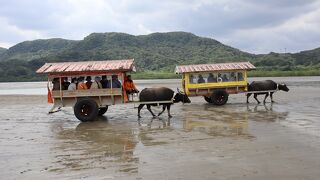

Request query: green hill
[
  {"left": 0, "top": 38, "right": 77, "bottom": 62},
  {"left": 53, "top": 32, "right": 254, "bottom": 70},
  {"left": 0, "top": 32, "right": 319, "bottom": 82},
  {"left": 0, "top": 47, "right": 6, "bottom": 55}
]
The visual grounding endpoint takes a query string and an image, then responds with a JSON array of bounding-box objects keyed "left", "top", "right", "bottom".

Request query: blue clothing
[
  {"left": 111, "top": 79, "right": 122, "bottom": 88},
  {"left": 100, "top": 79, "right": 109, "bottom": 88}
]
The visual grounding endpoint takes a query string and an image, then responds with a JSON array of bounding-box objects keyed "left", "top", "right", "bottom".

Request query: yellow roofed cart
[{"left": 175, "top": 62, "right": 256, "bottom": 105}]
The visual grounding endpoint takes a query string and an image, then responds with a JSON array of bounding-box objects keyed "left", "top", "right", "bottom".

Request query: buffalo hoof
[
  {"left": 138, "top": 115, "right": 142, "bottom": 118},
  {"left": 152, "top": 115, "right": 157, "bottom": 119},
  {"left": 257, "top": 102, "right": 261, "bottom": 104},
  {"left": 168, "top": 115, "right": 173, "bottom": 118},
  {"left": 271, "top": 101, "right": 275, "bottom": 103}
]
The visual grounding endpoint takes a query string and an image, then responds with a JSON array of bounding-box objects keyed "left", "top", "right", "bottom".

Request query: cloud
[
  {"left": 0, "top": 0, "right": 319, "bottom": 53},
  {"left": 218, "top": 1, "right": 320, "bottom": 53},
  {"left": 0, "top": 17, "right": 45, "bottom": 47}
]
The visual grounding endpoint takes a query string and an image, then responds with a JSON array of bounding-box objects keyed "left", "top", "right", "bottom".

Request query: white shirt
[{"left": 68, "top": 83, "right": 77, "bottom": 91}]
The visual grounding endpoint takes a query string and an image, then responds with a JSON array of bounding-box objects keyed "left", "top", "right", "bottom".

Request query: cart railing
[{"left": 52, "top": 88, "right": 122, "bottom": 98}]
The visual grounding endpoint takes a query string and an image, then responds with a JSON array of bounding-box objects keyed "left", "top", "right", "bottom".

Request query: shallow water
[
  {"left": 1, "top": 76, "right": 320, "bottom": 95},
  {"left": 0, "top": 77, "right": 320, "bottom": 179}
]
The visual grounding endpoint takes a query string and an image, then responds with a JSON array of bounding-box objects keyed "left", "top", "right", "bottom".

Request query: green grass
[
  {"left": 131, "top": 69, "right": 320, "bottom": 80},
  {"left": 248, "top": 69, "right": 320, "bottom": 77},
  {"left": 1, "top": 69, "right": 319, "bottom": 82},
  {"left": 131, "top": 71, "right": 181, "bottom": 79}
]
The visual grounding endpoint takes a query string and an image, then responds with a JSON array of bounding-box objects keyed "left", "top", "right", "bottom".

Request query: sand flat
[{"left": 0, "top": 78, "right": 320, "bottom": 179}]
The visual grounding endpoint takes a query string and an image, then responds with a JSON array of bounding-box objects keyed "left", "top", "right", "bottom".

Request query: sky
[{"left": 0, "top": 0, "right": 319, "bottom": 54}]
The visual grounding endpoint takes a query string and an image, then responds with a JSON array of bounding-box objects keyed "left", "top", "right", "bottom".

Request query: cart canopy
[
  {"left": 36, "top": 59, "right": 136, "bottom": 76},
  {"left": 175, "top": 62, "right": 255, "bottom": 74}
]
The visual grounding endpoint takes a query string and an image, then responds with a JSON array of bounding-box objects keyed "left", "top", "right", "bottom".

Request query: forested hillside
[
  {"left": 0, "top": 47, "right": 6, "bottom": 55},
  {"left": 0, "top": 32, "right": 319, "bottom": 82}
]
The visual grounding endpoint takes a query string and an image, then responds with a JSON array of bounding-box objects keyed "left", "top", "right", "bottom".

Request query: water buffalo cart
[
  {"left": 175, "top": 62, "right": 256, "bottom": 105},
  {"left": 37, "top": 59, "right": 141, "bottom": 122}
]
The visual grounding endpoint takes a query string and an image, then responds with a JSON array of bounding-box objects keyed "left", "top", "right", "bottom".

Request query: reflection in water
[
  {"left": 247, "top": 104, "right": 289, "bottom": 122},
  {"left": 182, "top": 104, "right": 249, "bottom": 137},
  {"left": 137, "top": 117, "right": 173, "bottom": 146},
  {"left": 47, "top": 103, "right": 290, "bottom": 173},
  {"left": 180, "top": 103, "right": 289, "bottom": 137},
  {"left": 49, "top": 119, "right": 138, "bottom": 173}
]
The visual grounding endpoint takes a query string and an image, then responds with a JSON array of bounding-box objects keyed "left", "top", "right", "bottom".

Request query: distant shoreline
[
  {"left": 0, "top": 70, "right": 319, "bottom": 82},
  {"left": 133, "top": 70, "right": 320, "bottom": 79}
]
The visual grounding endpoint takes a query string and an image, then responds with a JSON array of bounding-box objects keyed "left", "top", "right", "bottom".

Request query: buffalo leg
[
  {"left": 167, "top": 105, "right": 172, "bottom": 118},
  {"left": 146, "top": 104, "right": 156, "bottom": 117},
  {"left": 158, "top": 105, "right": 167, "bottom": 116},
  {"left": 270, "top": 92, "right": 274, "bottom": 103},
  {"left": 246, "top": 93, "right": 252, "bottom": 103},
  {"left": 138, "top": 104, "right": 145, "bottom": 118},
  {"left": 254, "top": 94, "right": 260, "bottom": 104},
  {"left": 263, "top": 93, "right": 269, "bottom": 104}
]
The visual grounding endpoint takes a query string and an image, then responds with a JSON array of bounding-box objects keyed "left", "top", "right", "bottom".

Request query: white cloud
[
  {"left": 0, "top": 0, "right": 319, "bottom": 53},
  {"left": 219, "top": 4, "right": 320, "bottom": 53},
  {"left": 0, "top": 17, "right": 45, "bottom": 48}
]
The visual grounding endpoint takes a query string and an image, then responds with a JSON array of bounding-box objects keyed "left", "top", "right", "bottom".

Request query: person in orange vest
[
  {"left": 77, "top": 76, "right": 88, "bottom": 90},
  {"left": 124, "top": 75, "right": 139, "bottom": 94},
  {"left": 85, "top": 76, "right": 92, "bottom": 89}
]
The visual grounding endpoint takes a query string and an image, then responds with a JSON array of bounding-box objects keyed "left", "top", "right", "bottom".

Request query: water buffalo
[
  {"left": 247, "top": 80, "right": 289, "bottom": 104},
  {"left": 138, "top": 87, "right": 191, "bottom": 118}
]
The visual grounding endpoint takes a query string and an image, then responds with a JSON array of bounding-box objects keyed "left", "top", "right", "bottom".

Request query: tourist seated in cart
[
  {"left": 222, "top": 74, "right": 229, "bottom": 82},
  {"left": 85, "top": 76, "right": 93, "bottom": 89},
  {"left": 124, "top": 75, "right": 139, "bottom": 94},
  {"left": 207, "top": 73, "right": 217, "bottom": 83},
  {"left": 68, "top": 77, "right": 77, "bottom": 91},
  {"left": 62, "top": 77, "right": 70, "bottom": 90},
  {"left": 52, "top": 78, "right": 60, "bottom": 91},
  {"left": 229, "top": 72, "right": 236, "bottom": 81},
  {"left": 90, "top": 76, "right": 102, "bottom": 89},
  {"left": 77, "top": 76, "right": 88, "bottom": 90},
  {"left": 100, "top": 75, "right": 109, "bottom": 88},
  {"left": 238, "top": 72, "right": 244, "bottom": 81},
  {"left": 197, "top": 74, "right": 205, "bottom": 84},
  {"left": 189, "top": 74, "right": 194, "bottom": 83},
  {"left": 217, "top": 73, "right": 223, "bottom": 82},
  {"left": 111, "top": 75, "right": 122, "bottom": 88}
]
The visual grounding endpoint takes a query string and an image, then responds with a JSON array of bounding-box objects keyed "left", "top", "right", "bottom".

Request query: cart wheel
[
  {"left": 98, "top": 106, "right": 108, "bottom": 116},
  {"left": 74, "top": 98, "right": 99, "bottom": 122},
  {"left": 211, "top": 90, "right": 229, "bottom": 105},
  {"left": 204, "top": 96, "right": 212, "bottom": 103}
]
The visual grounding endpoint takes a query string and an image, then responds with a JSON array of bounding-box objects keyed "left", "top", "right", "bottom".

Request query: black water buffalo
[
  {"left": 138, "top": 87, "right": 191, "bottom": 118},
  {"left": 247, "top": 80, "right": 289, "bottom": 104}
]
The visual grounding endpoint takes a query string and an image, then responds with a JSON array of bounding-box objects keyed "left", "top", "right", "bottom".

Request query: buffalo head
[
  {"left": 173, "top": 88, "right": 191, "bottom": 103},
  {"left": 278, "top": 83, "right": 289, "bottom": 92}
]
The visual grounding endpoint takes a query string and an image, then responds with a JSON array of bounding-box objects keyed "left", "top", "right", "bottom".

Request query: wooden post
[{"left": 59, "top": 76, "right": 63, "bottom": 106}]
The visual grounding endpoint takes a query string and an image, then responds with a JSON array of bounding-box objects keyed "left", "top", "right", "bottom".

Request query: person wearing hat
[{"left": 90, "top": 76, "right": 102, "bottom": 89}]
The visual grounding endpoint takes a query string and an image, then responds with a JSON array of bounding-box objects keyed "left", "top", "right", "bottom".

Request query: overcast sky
[{"left": 0, "top": 0, "right": 319, "bottom": 54}]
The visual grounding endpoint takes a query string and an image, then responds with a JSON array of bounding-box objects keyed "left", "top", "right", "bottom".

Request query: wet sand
[{"left": 0, "top": 78, "right": 320, "bottom": 179}]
